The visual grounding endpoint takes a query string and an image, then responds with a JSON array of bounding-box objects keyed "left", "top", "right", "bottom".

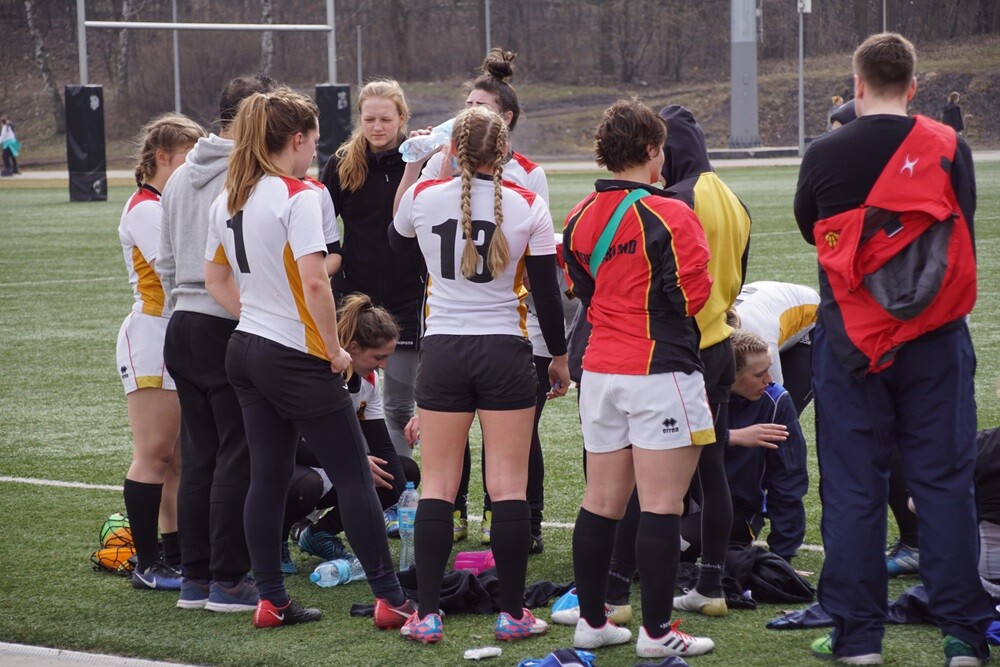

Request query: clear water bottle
[
  {"left": 398, "top": 118, "right": 455, "bottom": 163},
  {"left": 397, "top": 481, "right": 419, "bottom": 571},
  {"left": 309, "top": 555, "right": 365, "bottom": 587}
]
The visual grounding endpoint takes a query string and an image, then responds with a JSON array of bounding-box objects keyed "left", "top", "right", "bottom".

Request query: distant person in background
[
  {"left": 118, "top": 113, "right": 205, "bottom": 591},
  {"left": 1, "top": 116, "right": 20, "bottom": 176},
  {"left": 827, "top": 95, "right": 844, "bottom": 131},
  {"left": 829, "top": 99, "right": 857, "bottom": 130},
  {"left": 942, "top": 91, "right": 964, "bottom": 134}
]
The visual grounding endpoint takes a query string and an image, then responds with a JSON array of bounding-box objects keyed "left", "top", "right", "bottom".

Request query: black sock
[
  {"left": 414, "top": 498, "right": 454, "bottom": 618},
  {"left": 572, "top": 507, "right": 619, "bottom": 628},
  {"left": 490, "top": 500, "right": 530, "bottom": 617},
  {"left": 161, "top": 531, "right": 181, "bottom": 568},
  {"left": 454, "top": 442, "right": 471, "bottom": 518},
  {"left": 636, "top": 512, "right": 680, "bottom": 638},
  {"left": 697, "top": 562, "right": 724, "bottom": 598},
  {"left": 606, "top": 490, "right": 641, "bottom": 604},
  {"left": 123, "top": 479, "right": 163, "bottom": 573}
]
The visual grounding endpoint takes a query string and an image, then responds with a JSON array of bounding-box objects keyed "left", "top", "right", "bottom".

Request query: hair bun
[{"left": 483, "top": 48, "right": 515, "bottom": 82}]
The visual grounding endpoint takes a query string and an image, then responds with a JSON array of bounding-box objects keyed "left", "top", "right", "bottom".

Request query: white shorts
[
  {"left": 116, "top": 311, "right": 174, "bottom": 394},
  {"left": 579, "top": 370, "right": 715, "bottom": 452}
]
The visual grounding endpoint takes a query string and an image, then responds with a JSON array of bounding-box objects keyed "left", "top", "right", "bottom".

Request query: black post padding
[
  {"left": 65, "top": 85, "right": 108, "bottom": 202},
  {"left": 315, "top": 84, "right": 352, "bottom": 175}
]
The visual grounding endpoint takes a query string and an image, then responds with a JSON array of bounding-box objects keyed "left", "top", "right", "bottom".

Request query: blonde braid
[
  {"left": 486, "top": 121, "right": 510, "bottom": 277},
  {"left": 457, "top": 117, "right": 480, "bottom": 279}
]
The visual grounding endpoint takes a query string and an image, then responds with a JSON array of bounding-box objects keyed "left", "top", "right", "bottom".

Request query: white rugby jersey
[
  {"left": 420, "top": 150, "right": 549, "bottom": 205},
  {"left": 734, "top": 281, "right": 820, "bottom": 385},
  {"left": 302, "top": 176, "right": 340, "bottom": 246},
  {"left": 525, "top": 234, "right": 580, "bottom": 357},
  {"left": 393, "top": 175, "right": 555, "bottom": 337},
  {"left": 349, "top": 370, "right": 383, "bottom": 421},
  {"left": 119, "top": 185, "right": 169, "bottom": 318},
  {"left": 205, "top": 175, "right": 329, "bottom": 359}
]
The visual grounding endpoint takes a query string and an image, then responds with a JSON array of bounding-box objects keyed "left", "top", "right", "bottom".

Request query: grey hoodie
[{"left": 157, "top": 133, "right": 234, "bottom": 319}]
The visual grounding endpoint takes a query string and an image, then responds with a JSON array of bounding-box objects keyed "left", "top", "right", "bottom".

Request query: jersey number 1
[
  {"left": 431, "top": 218, "right": 496, "bottom": 283},
  {"left": 226, "top": 212, "right": 251, "bottom": 273}
]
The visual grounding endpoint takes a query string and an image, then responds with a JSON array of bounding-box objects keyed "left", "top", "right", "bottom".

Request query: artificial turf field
[{"left": 1, "top": 162, "right": 998, "bottom": 666}]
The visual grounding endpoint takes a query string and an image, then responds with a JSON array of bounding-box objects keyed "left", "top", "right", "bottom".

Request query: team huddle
[{"left": 112, "top": 33, "right": 990, "bottom": 665}]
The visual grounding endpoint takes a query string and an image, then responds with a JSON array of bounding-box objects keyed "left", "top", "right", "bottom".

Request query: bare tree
[
  {"left": 260, "top": 0, "right": 274, "bottom": 76},
  {"left": 114, "top": 0, "right": 138, "bottom": 94},
  {"left": 24, "top": 0, "right": 65, "bottom": 134}
]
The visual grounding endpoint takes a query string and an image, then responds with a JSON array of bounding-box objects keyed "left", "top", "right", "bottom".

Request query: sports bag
[{"left": 813, "top": 116, "right": 976, "bottom": 377}]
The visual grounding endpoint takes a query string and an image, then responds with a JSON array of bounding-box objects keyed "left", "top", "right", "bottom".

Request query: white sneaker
[
  {"left": 550, "top": 588, "right": 633, "bottom": 626},
  {"left": 636, "top": 622, "right": 715, "bottom": 658},
  {"left": 573, "top": 618, "right": 632, "bottom": 649},
  {"left": 673, "top": 588, "right": 728, "bottom": 617}
]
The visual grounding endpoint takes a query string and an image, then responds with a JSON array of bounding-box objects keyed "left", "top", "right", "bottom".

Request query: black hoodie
[{"left": 659, "top": 105, "right": 752, "bottom": 348}]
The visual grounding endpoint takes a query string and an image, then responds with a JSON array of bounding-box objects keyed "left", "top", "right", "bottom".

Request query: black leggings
[{"left": 241, "top": 403, "right": 399, "bottom": 604}]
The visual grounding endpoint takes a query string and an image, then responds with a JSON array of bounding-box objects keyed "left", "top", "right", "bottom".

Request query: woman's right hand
[
  {"left": 329, "top": 347, "right": 352, "bottom": 375},
  {"left": 728, "top": 423, "right": 787, "bottom": 449}
]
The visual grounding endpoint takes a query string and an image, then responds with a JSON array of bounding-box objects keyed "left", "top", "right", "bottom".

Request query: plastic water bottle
[
  {"left": 398, "top": 481, "right": 419, "bottom": 571},
  {"left": 398, "top": 118, "right": 455, "bottom": 163},
  {"left": 309, "top": 556, "right": 365, "bottom": 587}
]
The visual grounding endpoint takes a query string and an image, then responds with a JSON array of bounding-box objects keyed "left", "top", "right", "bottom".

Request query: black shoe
[{"left": 131, "top": 562, "right": 183, "bottom": 590}]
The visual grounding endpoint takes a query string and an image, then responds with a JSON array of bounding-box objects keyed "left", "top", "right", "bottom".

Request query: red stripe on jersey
[
  {"left": 280, "top": 175, "right": 311, "bottom": 198},
  {"left": 500, "top": 179, "right": 537, "bottom": 207},
  {"left": 511, "top": 151, "right": 540, "bottom": 174},
  {"left": 413, "top": 178, "right": 450, "bottom": 199},
  {"left": 302, "top": 176, "right": 326, "bottom": 191},
  {"left": 126, "top": 187, "right": 159, "bottom": 213},
  {"left": 364, "top": 371, "right": 376, "bottom": 386}
]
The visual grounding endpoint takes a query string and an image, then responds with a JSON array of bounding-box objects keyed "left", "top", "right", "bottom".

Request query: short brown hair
[
  {"left": 853, "top": 32, "right": 916, "bottom": 97},
  {"left": 731, "top": 329, "right": 770, "bottom": 375},
  {"left": 594, "top": 97, "right": 666, "bottom": 173}
]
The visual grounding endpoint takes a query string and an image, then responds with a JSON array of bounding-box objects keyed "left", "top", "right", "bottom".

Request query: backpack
[
  {"left": 812, "top": 116, "right": 976, "bottom": 377},
  {"left": 91, "top": 512, "right": 135, "bottom": 575}
]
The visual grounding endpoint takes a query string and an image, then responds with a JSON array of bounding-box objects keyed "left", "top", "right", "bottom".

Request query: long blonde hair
[
  {"left": 335, "top": 79, "right": 409, "bottom": 192},
  {"left": 132, "top": 113, "right": 205, "bottom": 187},
  {"left": 453, "top": 106, "right": 510, "bottom": 280},
  {"left": 225, "top": 88, "right": 319, "bottom": 216}
]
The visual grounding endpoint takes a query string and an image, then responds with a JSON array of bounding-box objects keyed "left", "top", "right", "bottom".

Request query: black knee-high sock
[
  {"left": 606, "top": 489, "right": 641, "bottom": 604},
  {"left": 454, "top": 441, "right": 471, "bottom": 518},
  {"left": 695, "top": 437, "right": 731, "bottom": 597},
  {"left": 636, "top": 512, "right": 681, "bottom": 638},
  {"left": 415, "top": 498, "right": 454, "bottom": 618},
  {"left": 161, "top": 531, "right": 181, "bottom": 568},
  {"left": 490, "top": 500, "right": 530, "bottom": 617},
  {"left": 572, "top": 507, "right": 619, "bottom": 628},
  {"left": 123, "top": 479, "right": 163, "bottom": 572}
]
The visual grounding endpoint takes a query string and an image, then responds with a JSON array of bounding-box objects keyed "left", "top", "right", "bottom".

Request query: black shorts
[
  {"left": 225, "top": 330, "right": 352, "bottom": 419},
  {"left": 415, "top": 334, "right": 537, "bottom": 412},
  {"left": 700, "top": 337, "right": 736, "bottom": 405}
]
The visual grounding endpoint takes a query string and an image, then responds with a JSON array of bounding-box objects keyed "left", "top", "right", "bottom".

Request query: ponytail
[
  {"left": 132, "top": 113, "right": 205, "bottom": 187},
  {"left": 337, "top": 293, "right": 400, "bottom": 350}
]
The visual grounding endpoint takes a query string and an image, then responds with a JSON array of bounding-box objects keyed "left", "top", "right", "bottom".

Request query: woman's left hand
[
  {"left": 546, "top": 354, "right": 571, "bottom": 399},
  {"left": 368, "top": 456, "right": 394, "bottom": 489}
]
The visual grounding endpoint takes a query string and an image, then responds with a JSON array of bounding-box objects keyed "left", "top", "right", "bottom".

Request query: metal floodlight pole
[
  {"left": 172, "top": 0, "right": 181, "bottom": 112},
  {"left": 356, "top": 25, "right": 362, "bottom": 87},
  {"left": 883, "top": 0, "right": 887, "bottom": 31},
  {"left": 85, "top": 20, "right": 332, "bottom": 31},
  {"left": 798, "top": 0, "right": 811, "bottom": 157},
  {"left": 485, "top": 0, "right": 491, "bottom": 53},
  {"left": 327, "top": 0, "right": 337, "bottom": 83},
  {"left": 77, "top": 0, "right": 88, "bottom": 84}
]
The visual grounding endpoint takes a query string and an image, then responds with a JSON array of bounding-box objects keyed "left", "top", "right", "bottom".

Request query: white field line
[
  {"left": 0, "top": 475, "right": 826, "bottom": 552},
  {"left": 0, "top": 276, "right": 118, "bottom": 288}
]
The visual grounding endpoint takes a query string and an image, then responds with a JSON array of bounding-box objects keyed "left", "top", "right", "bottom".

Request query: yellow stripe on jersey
[
  {"left": 513, "top": 258, "right": 528, "bottom": 337},
  {"left": 635, "top": 203, "right": 655, "bottom": 372},
  {"left": 424, "top": 275, "right": 432, "bottom": 321},
  {"left": 135, "top": 376, "right": 163, "bottom": 389},
  {"left": 282, "top": 243, "right": 329, "bottom": 360},
  {"left": 778, "top": 304, "right": 818, "bottom": 348},
  {"left": 691, "top": 427, "right": 716, "bottom": 446},
  {"left": 131, "top": 247, "right": 165, "bottom": 317},
  {"left": 211, "top": 244, "right": 229, "bottom": 265}
]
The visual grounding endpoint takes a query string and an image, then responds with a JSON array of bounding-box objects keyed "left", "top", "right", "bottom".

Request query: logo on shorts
[
  {"left": 662, "top": 417, "right": 679, "bottom": 434},
  {"left": 120, "top": 365, "right": 129, "bottom": 379}
]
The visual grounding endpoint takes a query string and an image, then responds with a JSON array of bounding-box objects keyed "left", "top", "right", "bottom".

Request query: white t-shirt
[
  {"left": 205, "top": 175, "right": 329, "bottom": 359},
  {"left": 419, "top": 150, "right": 550, "bottom": 205},
  {"left": 119, "top": 185, "right": 169, "bottom": 318},
  {"left": 734, "top": 280, "right": 820, "bottom": 385},
  {"left": 350, "top": 370, "right": 384, "bottom": 421},
  {"left": 302, "top": 176, "right": 340, "bottom": 246},
  {"left": 393, "top": 175, "right": 555, "bottom": 337}
]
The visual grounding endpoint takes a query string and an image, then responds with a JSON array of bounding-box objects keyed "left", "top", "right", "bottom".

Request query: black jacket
[
  {"left": 320, "top": 148, "right": 426, "bottom": 348},
  {"left": 942, "top": 102, "right": 964, "bottom": 133}
]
